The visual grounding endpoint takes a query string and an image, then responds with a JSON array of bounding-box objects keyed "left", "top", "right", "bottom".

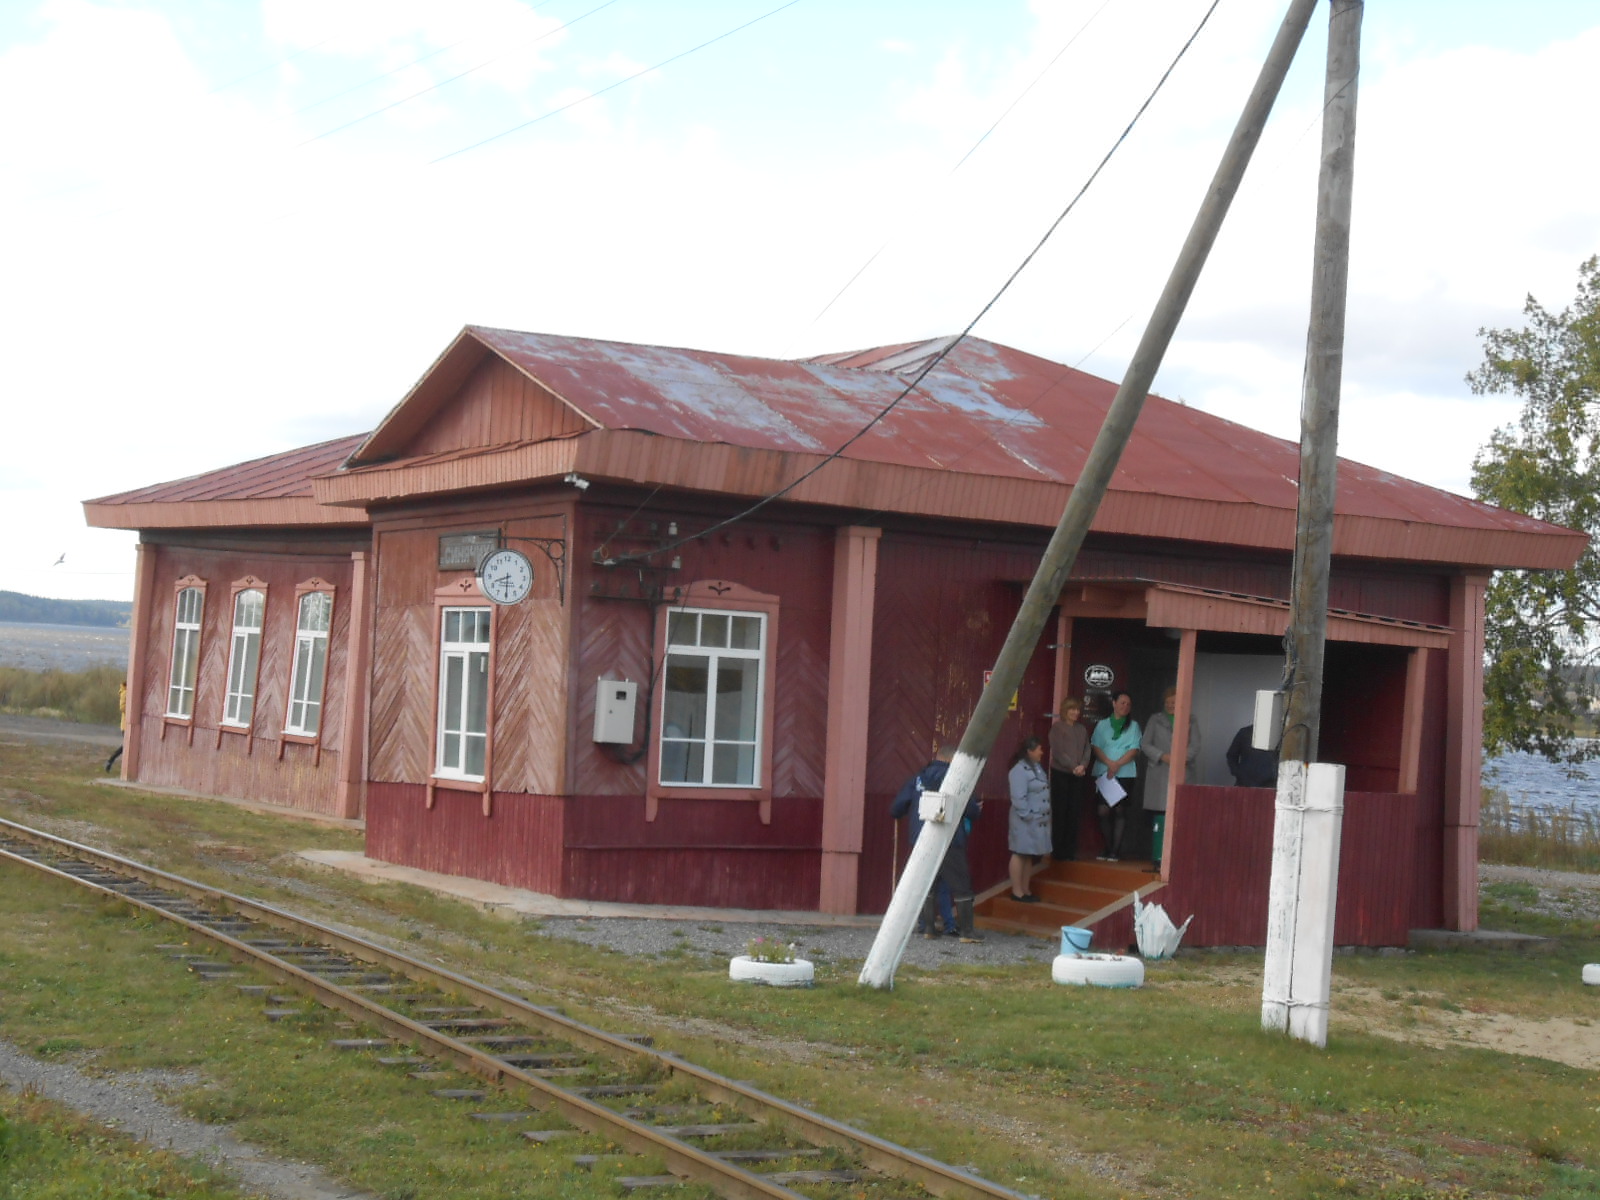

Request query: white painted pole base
[
  {"left": 859, "top": 751, "right": 985, "bottom": 989},
  {"left": 1261, "top": 759, "right": 1345, "bottom": 1047}
]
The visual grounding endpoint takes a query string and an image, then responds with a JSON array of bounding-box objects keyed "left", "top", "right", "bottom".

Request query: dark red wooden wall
[
  {"left": 1158, "top": 783, "right": 1440, "bottom": 946},
  {"left": 131, "top": 539, "right": 361, "bottom": 816}
]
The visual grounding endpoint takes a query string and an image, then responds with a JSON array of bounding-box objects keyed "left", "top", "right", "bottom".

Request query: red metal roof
[
  {"left": 88, "top": 327, "right": 1586, "bottom": 570},
  {"left": 85, "top": 435, "right": 367, "bottom": 529},
  {"left": 332, "top": 327, "right": 1582, "bottom": 568}
]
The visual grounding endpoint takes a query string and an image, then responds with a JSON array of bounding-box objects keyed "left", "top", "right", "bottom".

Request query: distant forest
[{"left": 0, "top": 591, "right": 131, "bottom": 628}]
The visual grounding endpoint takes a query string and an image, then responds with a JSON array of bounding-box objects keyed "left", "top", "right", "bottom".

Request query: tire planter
[
  {"left": 1052, "top": 952, "right": 1144, "bottom": 989},
  {"left": 729, "top": 956, "right": 815, "bottom": 987},
  {"left": 1583, "top": 963, "right": 1600, "bottom": 986}
]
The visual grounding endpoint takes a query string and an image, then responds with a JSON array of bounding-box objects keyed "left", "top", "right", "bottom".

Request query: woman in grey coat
[
  {"left": 1007, "top": 737, "right": 1052, "bottom": 901},
  {"left": 1141, "top": 685, "right": 1199, "bottom": 871}
]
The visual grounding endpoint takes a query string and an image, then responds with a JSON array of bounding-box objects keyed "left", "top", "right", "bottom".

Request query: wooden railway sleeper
[{"left": 1, "top": 818, "right": 1033, "bottom": 1200}]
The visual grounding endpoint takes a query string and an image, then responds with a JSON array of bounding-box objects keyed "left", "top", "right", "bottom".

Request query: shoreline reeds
[
  {"left": 1480, "top": 785, "right": 1600, "bottom": 872},
  {"left": 0, "top": 664, "right": 122, "bottom": 727}
]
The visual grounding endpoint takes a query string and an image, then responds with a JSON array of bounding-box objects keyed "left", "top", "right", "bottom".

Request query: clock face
[{"left": 477, "top": 549, "right": 534, "bottom": 605}]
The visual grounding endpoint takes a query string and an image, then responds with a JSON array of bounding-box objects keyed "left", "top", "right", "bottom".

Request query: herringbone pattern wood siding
[
  {"left": 570, "top": 597, "right": 652, "bottom": 797},
  {"left": 773, "top": 631, "right": 827, "bottom": 798},
  {"left": 128, "top": 543, "right": 360, "bottom": 814},
  {"left": 495, "top": 592, "right": 568, "bottom": 796},
  {"left": 369, "top": 604, "right": 432, "bottom": 783}
]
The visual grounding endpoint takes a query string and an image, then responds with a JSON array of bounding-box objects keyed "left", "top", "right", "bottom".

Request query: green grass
[
  {"left": 0, "top": 663, "right": 122, "bottom": 726},
  {"left": 0, "top": 1088, "right": 243, "bottom": 1198},
  {"left": 1, "top": 735, "right": 1599, "bottom": 1199}
]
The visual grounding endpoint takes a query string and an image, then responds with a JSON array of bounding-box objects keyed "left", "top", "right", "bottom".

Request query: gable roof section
[
  {"left": 315, "top": 327, "right": 1582, "bottom": 571},
  {"left": 85, "top": 435, "right": 368, "bottom": 529}
]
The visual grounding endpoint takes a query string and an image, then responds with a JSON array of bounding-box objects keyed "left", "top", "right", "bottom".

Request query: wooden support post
[
  {"left": 1163, "top": 628, "right": 1198, "bottom": 881},
  {"left": 1443, "top": 574, "right": 1487, "bottom": 930},
  {"left": 1050, "top": 612, "right": 1073, "bottom": 718},
  {"left": 337, "top": 550, "right": 372, "bottom": 821},
  {"left": 859, "top": 0, "right": 1321, "bottom": 989},
  {"left": 121, "top": 541, "right": 158, "bottom": 782},
  {"left": 1398, "top": 646, "right": 1428, "bottom": 794},
  {"left": 820, "top": 527, "right": 881, "bottom": 914}
]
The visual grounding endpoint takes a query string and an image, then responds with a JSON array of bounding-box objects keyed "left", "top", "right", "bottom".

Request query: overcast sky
[{"left": 3, "top": 0, "right": 1597, "bottom": 605}]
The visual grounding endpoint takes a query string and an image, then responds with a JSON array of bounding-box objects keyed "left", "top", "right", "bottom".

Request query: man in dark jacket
[
  {"left": 890, "top": 744, "right": 982, "bottom": 941},
  {"left": 1226, "top": 724, "right": 1279, "bottom": 787}
]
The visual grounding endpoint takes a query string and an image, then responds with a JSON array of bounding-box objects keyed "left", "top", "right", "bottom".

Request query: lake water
[
  {"left": 0, "top": 621, "right": 129, "bottom": 672},
  {"left": 1483, "top": 749, "right": 1600, "bottom": 822}
]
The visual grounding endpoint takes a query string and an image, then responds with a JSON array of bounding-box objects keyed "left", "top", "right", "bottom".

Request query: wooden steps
[{"left": 974, "top": 858, "right": 1164, "bottom": 939}]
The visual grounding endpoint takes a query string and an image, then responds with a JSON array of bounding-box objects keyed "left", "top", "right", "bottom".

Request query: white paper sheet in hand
[{"left": 1095, "top": 775, "right": 1126, "bottom": 806}]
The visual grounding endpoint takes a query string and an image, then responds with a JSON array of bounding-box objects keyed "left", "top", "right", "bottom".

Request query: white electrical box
[
  {"left": 1252, "top": 689, "right": 1284, "bottom": 751},
  {"left": 593, "top": 679, "right": 638, "bottom": 743}
]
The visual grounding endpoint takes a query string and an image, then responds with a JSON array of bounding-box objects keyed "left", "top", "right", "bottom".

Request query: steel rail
[{"left": 0, "top": 818, "right": 1032, "bottom": 1200}]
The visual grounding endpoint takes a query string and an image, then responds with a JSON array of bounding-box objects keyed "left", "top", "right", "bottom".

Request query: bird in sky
[{"left": 52, "top": 553, "right": 65, "bottom": 566}]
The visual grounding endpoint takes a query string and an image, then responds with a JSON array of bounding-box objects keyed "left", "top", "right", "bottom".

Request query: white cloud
[{"left": 1, "top": 0, "right": 1596, "bottom": 601}]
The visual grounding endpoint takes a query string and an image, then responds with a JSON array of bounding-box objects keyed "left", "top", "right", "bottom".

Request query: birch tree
[{"left": 1469, "top": 256, "right": 1600, "bottom": 760}]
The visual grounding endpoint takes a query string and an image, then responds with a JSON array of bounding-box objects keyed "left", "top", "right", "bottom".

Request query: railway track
[{"left": 0, "top": 817, "right": 1039, "bottom": 1200}]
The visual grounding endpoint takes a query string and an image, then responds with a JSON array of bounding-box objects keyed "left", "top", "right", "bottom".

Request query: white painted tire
[
  {"left": 729, "top": 956, "right": 814, "bottom": 987},
  {"left": 1583, "top": 963, "right": 1600, "bottom": 986},
  {"left": 1052, "top": 953, "right": 1144, "bottom": 989}
]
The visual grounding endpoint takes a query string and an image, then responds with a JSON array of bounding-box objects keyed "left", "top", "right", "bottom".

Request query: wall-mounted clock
[{"left": 477, "top": 548, "right": 534, "bottom": 605}]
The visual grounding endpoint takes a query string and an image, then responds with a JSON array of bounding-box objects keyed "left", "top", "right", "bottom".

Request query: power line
[
  {"left": 603, "top": 0, "right": 1223, "bottom": 567},
  {"left": 813, "top": 0, "right": 1116, "bottom": 324},
  {"left": 300, "top": 0, "right": 620, "bottom": 147},
  {"left": 291, "top": 0, "right": 568, "bottom": 116},
  {"left": 208, "top": 31, "right": 350, "bottom": 95},
  {"left": 430, "top": 0, "right": 804, "bottom": 164}
]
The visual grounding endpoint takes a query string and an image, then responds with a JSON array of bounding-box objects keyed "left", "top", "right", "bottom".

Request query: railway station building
[{"left": 85, "top": 327, "right": 1585, "bottom": 946}]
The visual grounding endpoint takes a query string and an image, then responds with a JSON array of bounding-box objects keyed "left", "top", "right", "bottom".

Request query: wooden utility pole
[
  {"left": 860, "top": 0, "right": 1322, "bottom": 990},
  {"left": 1280, "top": 0, "right": 1363, "bottom": 763},
  {"left": 1262, "top": 0, "right": 1362, "bottom": 1050}
]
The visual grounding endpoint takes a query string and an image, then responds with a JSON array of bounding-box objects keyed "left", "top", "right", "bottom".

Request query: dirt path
[
  {"left": 0, "top": 1040, "right": 373, "bottom": 1200},
  {"left": 0, "top": 713, "right": 121, "bottom": 748}
]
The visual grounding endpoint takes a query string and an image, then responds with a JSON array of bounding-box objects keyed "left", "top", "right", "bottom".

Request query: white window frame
[
  {"left": 435, "top": 605, "right": 492, "bottom": 783},
  {"left": 658, "top": 606, "right": 768, "bottom": 789},
  {"left": 165, "top": 584, "right": 205, "bottom": 718},
  {"left": 284, "top": 588, "right": 333, "bottom": 737},
  {"left": 222, "top": 587, "right": 266, "bottom": 728}
]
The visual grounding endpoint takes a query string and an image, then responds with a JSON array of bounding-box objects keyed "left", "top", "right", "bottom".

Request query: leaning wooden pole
[
  {"left": 1262, "top": 0, "right": 1362, "bottom": 1049},
  {"left": 860, "top": 0, "right": 1321, "bottom": 990}
]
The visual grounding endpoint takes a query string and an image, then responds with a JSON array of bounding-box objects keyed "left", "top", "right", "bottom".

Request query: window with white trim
[
  {"left": 659, "top": 608, "right": 766, "bottom": 787},
  {"left": 284, "top": 590, "right": 333, "bottom": 736},
  {"left": 166, "top": 586, "right": 204, "bottom": 717},
  {"left": 436, "top": 606, "right": 491, "bottom": 781},
  {"left": 222, "top": 589, "right": 265, "bottom": 727}
]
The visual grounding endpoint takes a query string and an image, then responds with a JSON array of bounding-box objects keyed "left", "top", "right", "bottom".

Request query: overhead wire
[
  {"left": 300, "top": 0, "right": 621, "bottom": 147},
  {"left": 812, "top": 0, "right": 1116, "bottom": 325},
  {"left": 429, "top": 0, "right": 804, "bottom": 164},
  {"left": 601, "top": 0, "right": 1224, "bottom": 568}
]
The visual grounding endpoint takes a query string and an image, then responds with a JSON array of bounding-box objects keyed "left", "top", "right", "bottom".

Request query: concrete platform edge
[{"left": 295, "top": 849, "right": 883, "bottom": 927}]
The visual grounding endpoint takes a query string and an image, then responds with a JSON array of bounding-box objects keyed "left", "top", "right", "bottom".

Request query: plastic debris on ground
[{"left": 1132, "top": 892, "right": 1193, "bottom": 960}]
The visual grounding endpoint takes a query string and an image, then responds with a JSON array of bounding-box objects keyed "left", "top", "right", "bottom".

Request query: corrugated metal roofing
[
  {"left": 89, "top": 435, "right": 366, "bottom": 505},
  {"left": 84, "top": 435, "right": 368, "bottom": 529},
  {"left": 348, "top": 327, "right": 1565, "bottom": 543},
  {"left": 88, "top": 327, "right": 1585, "bottom": 570}
]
